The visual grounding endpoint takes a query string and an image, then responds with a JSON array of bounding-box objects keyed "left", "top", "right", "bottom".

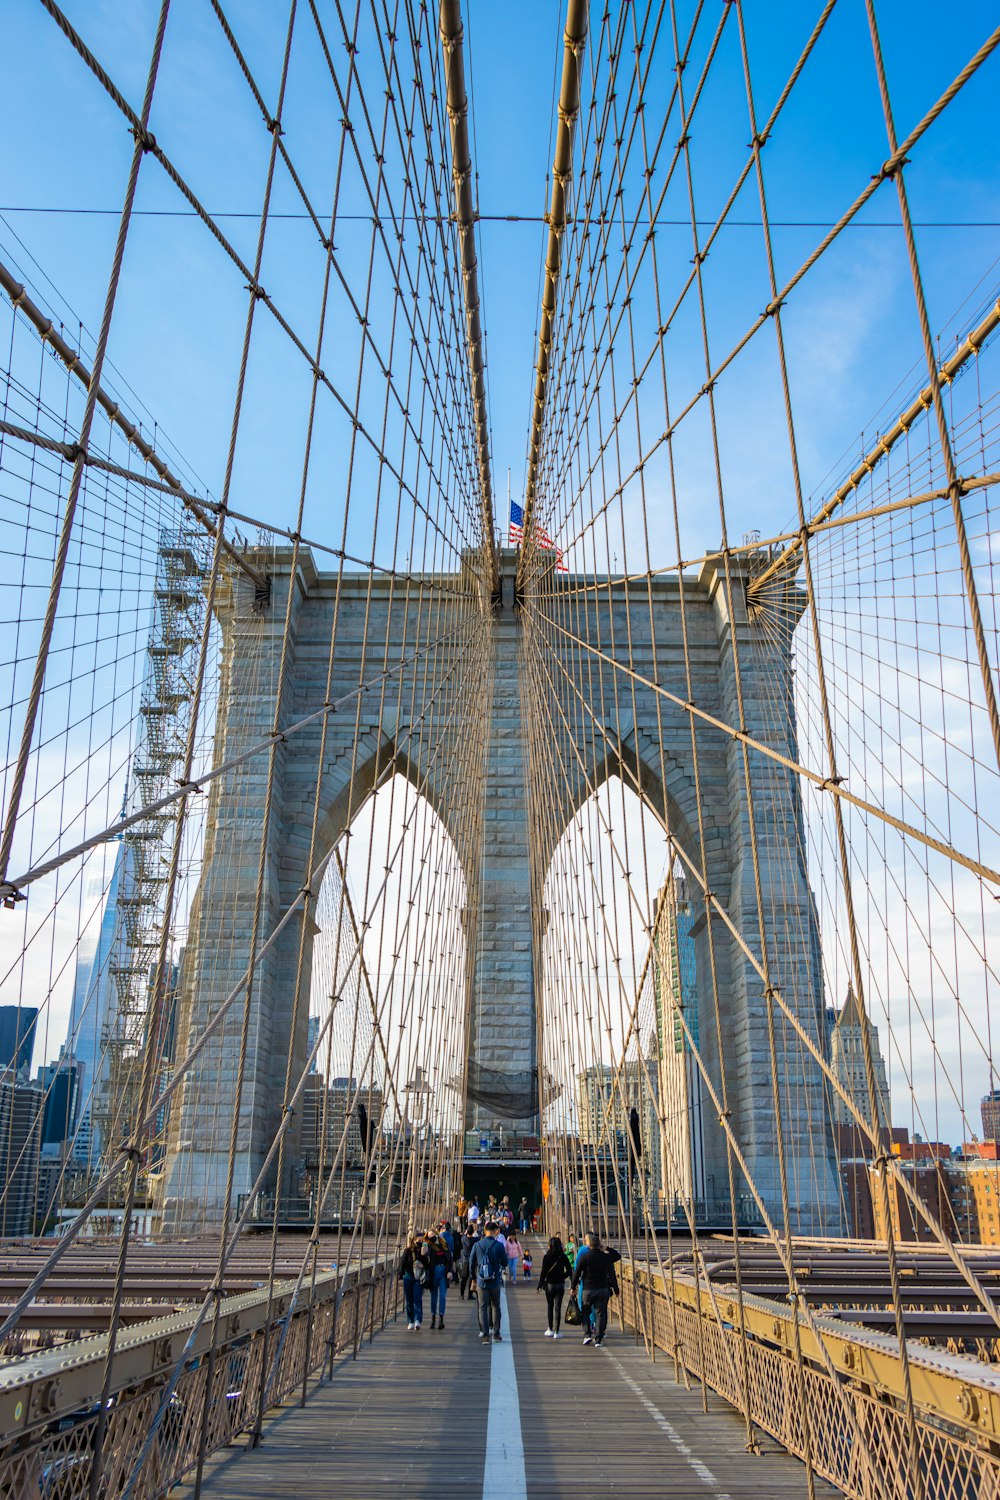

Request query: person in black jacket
[
  {"left": 537, "top": 1235, "right": 573, "bottom": 1337},
  {"left": 570, "top": 1231, "right": 619, "bottom": 1346},
  {"left": 424, "top": 1230, "right": 454, "bottom": 1329},
  {"left": 457, "top": 1226, "right": 477, "bottom": 1299},
  {"left": 398, "top": 1233, "right": 431, "bottom": 1330}
]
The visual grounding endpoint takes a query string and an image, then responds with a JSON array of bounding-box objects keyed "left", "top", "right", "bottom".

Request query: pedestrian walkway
[{"left": 186, "top": 1256, "right": 836, "bottom": 1499}]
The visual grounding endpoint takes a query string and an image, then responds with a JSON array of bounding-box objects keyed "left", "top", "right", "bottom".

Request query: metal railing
[
  {"left": 618, "top": 1260, "right": 1000, "bottom": 1499},
  {"left": 0, "top": 1256, "right": 399, "bottom": 1498},
  {"left": 235, "top": 1194, "right": 409, "bottom": 1241}
]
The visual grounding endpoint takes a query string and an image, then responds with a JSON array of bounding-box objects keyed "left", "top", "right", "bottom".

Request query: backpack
[
  {"left": 477, "top": 1241, "right": 504, "bottom": 1285},
  {"left": 412, "top": 1254, "right": 428, "bottom": 1286}
]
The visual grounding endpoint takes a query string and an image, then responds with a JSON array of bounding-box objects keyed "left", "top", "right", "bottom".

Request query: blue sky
[
  {"left": 0, "top": 0, "right": 996, "bottom": 562},
  {"left": 1, "top": 1, "right": 998, "bottom": 1143}
]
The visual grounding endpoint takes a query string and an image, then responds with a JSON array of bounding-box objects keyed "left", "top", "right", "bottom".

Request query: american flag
[{"left": 509, "top": 500, "right": 568, "bottom": 571}]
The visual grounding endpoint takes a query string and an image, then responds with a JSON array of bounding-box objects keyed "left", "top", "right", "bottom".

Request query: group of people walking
[
  {"left": 398, "top": 1225, "right": 460, "bottom": 1330},
  {"left": 397, "top": 1213, "right": 619, "bottom": 1348},
  {"left": 538, "top": 1231, "right": 620, "bottom": 1344},
  {"left": 457, "top": 1193, "right": 533, "bottom": 1234}
]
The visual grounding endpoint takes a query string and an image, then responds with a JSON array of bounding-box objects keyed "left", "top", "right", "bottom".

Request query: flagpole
[{"left": 507, "top": 468, "right": 511, "bottom": 549}]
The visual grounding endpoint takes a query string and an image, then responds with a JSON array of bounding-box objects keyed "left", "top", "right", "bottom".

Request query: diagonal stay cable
[
  {"left": 0, "top": 634, "right": 472, "bottom": 1344},
  {"left": 529, "top": 608, "right": 1000, "bottom": 1333},
  {"left": 0, "top": 257, "right": 266, "bottom": 587},
  {"left": 0, "top": 623, "right": 465, "bottom": 901},
  {"left": 118, "top": 774, "right": 467, "bottom": 1497},
  {"left": 521, "top": 597, "right": 1000, "bottom": 887},
  {"left": 34, "top": 0, "right": 478, "bottom": 562},
  {"left": 537, "top": 25, "right": 1000, "bottom": 559}
]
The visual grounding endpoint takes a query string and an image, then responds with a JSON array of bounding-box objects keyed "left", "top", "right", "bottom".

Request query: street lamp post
[{"left": 402, "top": 1069, "right": 431, "bottom": 1230}]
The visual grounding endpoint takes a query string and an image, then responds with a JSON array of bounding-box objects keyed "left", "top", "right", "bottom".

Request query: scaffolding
[{"left": 92, "top": 531, "right": 209, "bottom": 1177}]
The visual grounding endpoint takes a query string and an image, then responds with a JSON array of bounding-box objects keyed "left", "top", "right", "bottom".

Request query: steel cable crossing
[
  {"left": 0, "top": 3, "right": 998, "bottom": 1500},
  {"left": 0, "top": 3, "right": 494, "bottom": 1496},
  {"left": 517, "top": 3, "right": 999, "bottom": 1498}
]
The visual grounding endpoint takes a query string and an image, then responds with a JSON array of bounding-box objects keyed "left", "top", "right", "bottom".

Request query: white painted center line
[
  {"left": 605, "top": 1349, "right": 733, "bottom": 1500},
  {"left": 482, "top": 1285, "right": 527, "bottom": 1500}
]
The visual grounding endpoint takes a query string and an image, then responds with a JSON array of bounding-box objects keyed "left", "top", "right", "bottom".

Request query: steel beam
[
  {"left": 622, "top": 1260, "right": 1000, "bottom": 1442},
  {"left": 439, "top": 0, "right": 497, "bottom": 588},
  {"left": 520, "top": 0, "right": 589, "bottom": 577},
  {"left": 0, "top": 1260, "right": 379, "bottom": 1441}
]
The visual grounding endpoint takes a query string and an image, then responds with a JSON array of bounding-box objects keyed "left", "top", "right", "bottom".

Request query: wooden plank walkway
[{"left": 185, "top": 1263, "right": 837, "bottom": 1500}]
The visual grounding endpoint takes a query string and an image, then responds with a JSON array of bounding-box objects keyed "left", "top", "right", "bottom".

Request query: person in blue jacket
[{"left": 573, "top": 1240, "right": 590, "bottom": 1335}]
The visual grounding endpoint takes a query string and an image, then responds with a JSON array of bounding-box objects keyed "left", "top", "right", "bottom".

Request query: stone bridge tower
[{"left": 161, "top": 544, "right": 841, "bottom": 1234}]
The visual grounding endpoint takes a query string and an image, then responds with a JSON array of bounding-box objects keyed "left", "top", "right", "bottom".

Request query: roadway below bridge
[{"left": 185, "top": 1247, "right": 831, "bottom": 1500}]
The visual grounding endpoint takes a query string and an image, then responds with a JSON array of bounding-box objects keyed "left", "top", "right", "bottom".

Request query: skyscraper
[
  {"left": 37, "top": 1056, "right": 83, "bottom": 1147},
  {"left": 981, "top": 1089, "right": 1000, "bottom": 1142},
  {"left": 63, "top": 840, "right": 128, "bottom": 1160},
  {"left": 67, "top": 916, "right": 99, "bottom": 1053},
  {"left": 307, "top": 1013, "right": 321, "bottom": 1072},
  {"left": 300, "top": 1076, "right": 385, "bottom": 1171},
  {"left": 0, "top": 1006, "right": 38, "bottom": 1077},
  {"left": 652, "top": 873, "right": 705, "bottom": 1210},
  {"left": 830, "top": 985, "right": 891, "bottom": 1129},
  {"left": 0, "top": 1073, "right": 42, "bottom": 1235}
]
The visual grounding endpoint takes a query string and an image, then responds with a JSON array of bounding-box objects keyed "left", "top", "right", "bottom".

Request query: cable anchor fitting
[{"left": 875, "top": 155, "right": 909, "bottom": 182}]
